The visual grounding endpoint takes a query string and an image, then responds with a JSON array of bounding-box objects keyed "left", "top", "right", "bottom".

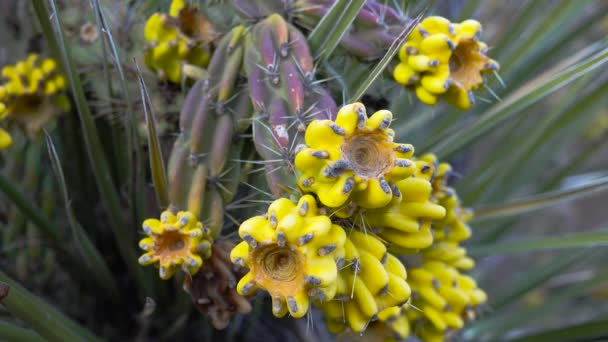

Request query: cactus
[
  {"left": 5, "top": 2, "right": 602, "bottom": 342},
  {"left": 244, "top": 14, "right": 337, "bottom": 197},
  {"left": 144, "top": 0, "right": 216, "bottom": 83},
  {"left": 167, "top": 25, "right": 250, "bottom": 236}
]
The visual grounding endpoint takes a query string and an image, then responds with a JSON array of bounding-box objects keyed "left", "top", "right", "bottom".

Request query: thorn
[
  {"left": 318, "top": 244, "right": 337, "bottom": 256},
  {"left": 305, "top": 276, "right": 322, "bottom": 286},
  {"left": 343, "top": 177, "right": 355, "bottom": 194},
  {"left": 243, "top": 234, "right": 258, "bottom": 249},
  {"left": 298, "top": 233, "right": 314, "bottom": 245},
  {"left": 277, "top": 231, "right": 286, "bottom": 247},
  {"left": 330, "top": 123, "right": 345, "bottom": 136}
]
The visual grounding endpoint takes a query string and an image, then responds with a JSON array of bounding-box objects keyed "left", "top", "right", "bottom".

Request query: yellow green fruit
[
  {"left": 0, "top": 54, "right": 69, "bottom": 139},
  {"left": 394, "top": 16, "right": 499, "bottom": 110},
  {"left": 144, "top": 0, "right": 214, "bottom": 83},
  {"left": 138, "top": 210, "right": 213, "bottom": 280},
  {"left": 295, "top": 102, "right": 416, "bottom": 210},
  {"left": 318, "top": 233, "right": 410, "bottom": 333},
  {"left": 230, "top": 195, "right": 346, "bottom": 318}
]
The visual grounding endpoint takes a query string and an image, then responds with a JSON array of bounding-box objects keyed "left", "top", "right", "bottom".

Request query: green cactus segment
[
  {"left": 245, "top": 14, "right": 337, "bottom": 197},
  {"left": 167, "top": 26, "right": 251, "bottom": 236}
]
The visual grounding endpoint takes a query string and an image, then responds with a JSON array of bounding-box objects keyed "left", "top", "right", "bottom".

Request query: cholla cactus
[
  {"left": 319, "top": 231, "right": 411, "bottom": 333},
  {"left": 295, "top": 103, "right": 415, "bottom": 209},
  {"left": 362, "top": 176, "right": 447, "bottom": 254},
  {"left": 0, "top": 54, "right": 69, "bottom": 145},
  {"left": 230, "top": 195, "right": 347, "bottom": 318},
  {"left": 393, "top": 16, "right": 499, "bottom": 109},
  {"left": 406, "top": 261, "right": 487, "bottom": 341},
  {"left": 144, "top": 0, "right": 215, "bottom": 83},
  {"left": 138, "top": 211, "right": 213, "bottom": 280}
]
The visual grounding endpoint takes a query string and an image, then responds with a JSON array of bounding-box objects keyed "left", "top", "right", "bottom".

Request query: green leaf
[
  {"left": 467, "top": 269, "right": 608, "bottom": 340},
  {"left": 0, "top": 174, "right": 62, "bottom": 245},
  {"left": 469, "top": 229, "right": 608, "bottom": 256},
  {"left": 307, "top": 0, "right": 366, "bottom": 62},
  {"left": 472, "top": 175, "right": 608, "bottom": 223},
  {"left": 0, "top": 273, "right": 101, "bottom": 341},
  {"left": 425, "top": 42, "right": 608, "bottom": 159},
  {"left": 506, "top": 317, "right": 608, "bottom": 342},
  {"left": 486, "top": 251, "right": 589, "bottom": 311},
  {"left": 135, "top": 61, "right": 170, "bottom": 209},
  {"left": 32, "top": 0, "right": 152, "bottom": 296},
  {"left": 44, "top": 132, "right": 120, "bottom": 298},
  {"left": 92, "top": 0, "right": 145, "bottom": 223},
  {"left": 0, "top": 320, "right": 45, "bottom": 342}
]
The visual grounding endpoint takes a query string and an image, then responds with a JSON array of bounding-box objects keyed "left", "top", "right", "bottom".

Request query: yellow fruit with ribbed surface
[
  {"left": 230, "top": 195, "right": 346, "bottom": 318},
  {"left": 318, "top": 232, "right": 410, "bottom": 333},
  {"left": 144, "top": 0, "right": 214, "bottom": 83},
  {"left": 394, "top": 16, "right": 499, "bottom": 110},
  {"left": 138, "top": 210, "right": 213, "bottom": 280},
  {"left": 295, "top": 102, "right": 416, "bottom": 210}
]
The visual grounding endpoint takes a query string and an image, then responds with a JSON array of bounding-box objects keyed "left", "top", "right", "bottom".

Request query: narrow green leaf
[
  {"left": 472, "top": 175, "right": 608, "bottom": 222},
  {"left": 506, "top": 317, "right": 608, "bottom": 342},
  {"left": 469, "top": 229, "right": 608, "bottom": 256},
  {"left": 0, "top": 272, "right": 102, "bottom": 341},
  {"left": 44, "top": 132, "right": 120, "bottom": 298},
  {"left": 135, "top": 61, "right": 170, "bottom": 209},
  {"left": 308, "top": 0, "right": 366, "bottom": 61},
  {"left": 427, "top": 43, "right": 608, "bottom": 159},
  {"left": 348, "top": 11, "right": 424, "bottom": 103},
  {"left": 487, "top": 251, "right": 589, "bottom": 311},
  {"left": 32, "top": 0, "right": 152, "bottom": 295},
  {"left": 0, "top": 320, "right": 45, "bottom": 342},
  {"left": 92, "top": 0, "right": 145, "bottom": 224},
  {"left": 0, "top": 173, "right": 62, "bottom": 245},
  {"left": 467, "top": 270, "right": 608, "bottom": 340}
]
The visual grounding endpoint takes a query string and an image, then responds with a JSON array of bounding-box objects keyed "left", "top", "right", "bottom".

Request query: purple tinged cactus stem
[
  {"left": 245, "top": 14, "right": 338, "bottom": 197},
  {"left": 167, "top": 26, "right": 250, "bottom": 237}
]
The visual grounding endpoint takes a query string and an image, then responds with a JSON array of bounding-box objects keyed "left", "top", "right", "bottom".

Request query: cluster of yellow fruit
[
  {"left": 229, "top": 103, "right": 486, "bottom": 341},
  {"left": 0, "top": 54, "right": 69, "bottom": 150},
  {"left": 143, "top": 0, "right": 215, "bottom": 83},
  {"left": 393, "top": 16, "right": 499, "bottom": 110}
]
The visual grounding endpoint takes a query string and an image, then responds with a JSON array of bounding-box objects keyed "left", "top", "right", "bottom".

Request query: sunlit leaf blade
[
  {"left": 32, "top": 0, "right": 152, "bottom": 295},
  {"left": 0, "top": 320, "right": 45, "bottom": 342},
  {"left": 426, "top": 43, "right": 608, "bottom": 158},
  {"left": 469, "top": 229, "right": 608, "bottom": 256},
  {"left": 348, "top": 11, "right": 424, "bottom": 103},
  {"left": 308, "top": 0, "right": 366, "bottom": 61},
  {"left": 135, "top": 61, "right": 170, "bottom": 209},
  {"left": 0, "top": 271, "right": 102, "bottom": 341},
  {"left": 44, "top": 132, "right": 120, "bottom": 298},
  {"left": 472, "top": 175, "right": 608, "bottom": 222}
]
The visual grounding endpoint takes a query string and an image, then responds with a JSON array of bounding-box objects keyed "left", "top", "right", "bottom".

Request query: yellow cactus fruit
[
  {"left": 138, "top": 211, "right": 212, "bottom": 280},
  {"left": 362, "top": 176, "right": 446, "bottom": 254},
  {"left": 144, "top": 0, "right": 215, "bottom": 83},
  {"left": 0, "top": 54, "right": 69, "bottom": 139},
  {"left": 0, "top": 128, "right": 11, "bottom": 150},
  {"left": 295, "top": 102, "right": 416, "bottom": 210},
  {"left": 335, "top": 305, "right": 411, "bottom": 341},
  {"left": 414, "top": 154, "right": 473, "bottom": 246},
  {"left": 406, "top": 261, "right": 487, "bottom": 341},
  {"left": 318, "top": 233, "right": 411, "bottom": 334},
  {"left": 394, "top": 16, "right": 499, "bottom": 110},
  {"left": 230, "top": 195, "right": 347, "bottom": 319}
]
